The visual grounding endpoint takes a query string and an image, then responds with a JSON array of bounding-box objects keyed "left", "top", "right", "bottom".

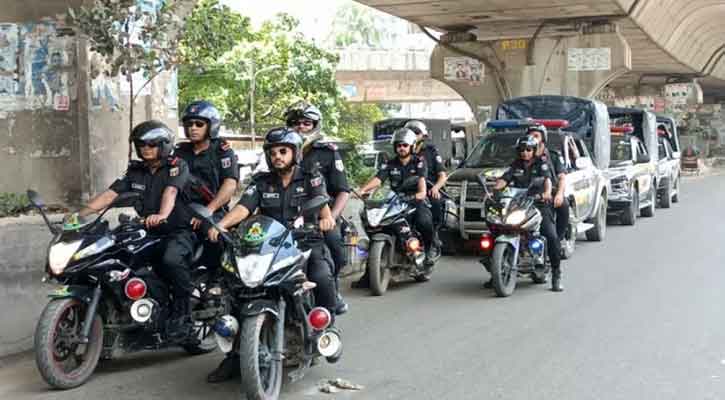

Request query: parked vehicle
[
  {"left": 189, "top": 198, "right": 342, "bottom": 400},
  {"left": 475, "top": 174, "right": 550, "bottom": 297},
  {"left": 605, "top": 126, "right": 657, "bottom": 224},
  {"left": 29, "top": 191, "right": 220, "bottom": 390},
  {"left": 656, "top": 134, "right": 680, "bottom": 208},
  {"left": 681, "top": 145, "right": 702, "bottom": 175},
  {"left": 358, "top": 177, "right": 433, "bottom": 296},
  {"left": 444, "top": 115, "right": 609, "bottom": 255}
]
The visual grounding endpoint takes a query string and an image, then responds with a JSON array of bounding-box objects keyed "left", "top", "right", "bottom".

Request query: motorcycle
[
  {"left": 189, "top": 196, "right": 343, "bottom": 400},
  {"left": 28, "top": 190, "right": 222, "bottom": 389},
  {"left": 358, "top": 176, "right": 434, "bottom": 296},
  {"left": 475, "top": 175, "right": 550, "bottom": 297}
]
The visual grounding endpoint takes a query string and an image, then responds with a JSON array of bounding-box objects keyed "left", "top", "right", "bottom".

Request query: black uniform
[
  {"left": 376, "top": 155, "right": 435, "bottom": 251},
  {"left": 175, "top": 140, "right": 239, "bottom": 272},
  {"left": 541, "top": 148, "right": 569, "bottom": 239},
  {"left": 109, "top": 157, "right": 196, "bottom": 316},
  {"left": 500, "top": 157, "right": 561, "bottom": 270},
  {"left": 237, "top": 167, "right": 336, "bottom": 312},
  {"left": 302, "top": 141, "right": 350, "bottom": 277},
  {"left": 418, "top": 143, "right": 446, "bottom": 227}
]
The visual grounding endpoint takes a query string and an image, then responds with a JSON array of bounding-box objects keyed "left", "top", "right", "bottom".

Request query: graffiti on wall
[{"left": 0, "top": 22, "right": 75, "bottom": 112}]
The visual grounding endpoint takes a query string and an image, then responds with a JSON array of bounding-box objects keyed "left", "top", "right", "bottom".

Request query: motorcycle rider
[
  {"left": 526, "top": 124, "right": 570, "bottom": 247},
  {"left": 284, "top": 101, "right": 351, "bottom": 316},
  {"left": 358, "top": 127, "right": 437, "bottom": 266},
  {"left": 74, "top": 120, "right": 198, "bottom": 338},
  {"left": 208, "top": 126, "right": 337, "bottom": 317},
  {"left": 493, "top": 135, "right": 564, "bottom": 292},
  {"left": 406, "top": 120, "right": 447, "bottom": 256}
]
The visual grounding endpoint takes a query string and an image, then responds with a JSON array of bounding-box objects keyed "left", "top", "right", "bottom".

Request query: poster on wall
[
  {"left": 568, "top": 48, "right": 611, "bottom": 71},
  {"left": 443, "top": 56, "right": 483, "bottom": 86},
  {"left": 0, "top": 24, "right": 19, "bottom": 97}
]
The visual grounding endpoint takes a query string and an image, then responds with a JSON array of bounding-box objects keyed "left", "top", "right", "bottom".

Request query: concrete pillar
[{"left": 430, "top": 25, "right": 632, "bottom": 121}]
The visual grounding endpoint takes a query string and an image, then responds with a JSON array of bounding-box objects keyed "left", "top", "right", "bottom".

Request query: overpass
[{"left": 354, "top": 0, "right": 725, "bottom": 112}]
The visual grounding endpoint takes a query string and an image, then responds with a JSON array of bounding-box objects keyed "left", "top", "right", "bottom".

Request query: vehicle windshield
[
  {"left": 465, "top": 133, "right": 564, "bottom": 168},
  {"left": 233, "top": 215, "right": 297, "bottom": 262},
  {"left": 610, "top": 139, "right": 632, "bottom": 162}
]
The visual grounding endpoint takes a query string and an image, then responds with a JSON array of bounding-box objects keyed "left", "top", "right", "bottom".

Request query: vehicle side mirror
[
  {"left": 26, "top": 189, "right": 44, "bottom": 208},
  {"left": 574, "top": 158, "right": 593, "bottom": 170},
  {"left": 636, "top": 153, "right": 650, "bottom": 164},
  {"left": 451, "top": 159, "right": 462, "bottom": 168},
  {"left": 302, "top": 195, "right": 330, "bottom": 213},
  {"left": 671, "top": 151, "right": 680, "bottom": 159}
]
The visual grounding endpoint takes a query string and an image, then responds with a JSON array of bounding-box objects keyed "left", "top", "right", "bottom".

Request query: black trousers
[
  {"left": 429, "top": 197, "right": 444, "bottom": 228},
  {"left": 555, "top": 202, "right": 570, "bottom": 239},
  {"left": 154, "top": 229, "right": 198, "bottom": 312},
  {"left": 537, "top": 206, "right": 561, "bottom": 270},
  {"left": 306, "top": 244, "right": 337, "bottom": 312},
  {"left": 323, "top": 223, "right": 346, "bottom": 277},
  {"left": 412, "top": 200, "right": 435, "bottom": 250}
]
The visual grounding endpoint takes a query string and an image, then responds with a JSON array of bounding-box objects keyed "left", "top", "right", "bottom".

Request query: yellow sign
[{"left": 501, "top": 40, "right": 528, "bottom": 51}]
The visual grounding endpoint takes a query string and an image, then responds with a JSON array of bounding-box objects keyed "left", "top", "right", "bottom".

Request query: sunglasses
[
  {"left": 183, "top": 120, "right": 207, "bottom": 128},
  {"left": 395, "top": 143, "right": 411, "bottom": 148},
  {"left": 135, "top": 140, "right": 159, "bottom": 148},
  {"left": 294, "top": 120, "right": 314, "bottom": 127},
  {"left": 268, "top": 147, "right": 289, "bottom": 157}
]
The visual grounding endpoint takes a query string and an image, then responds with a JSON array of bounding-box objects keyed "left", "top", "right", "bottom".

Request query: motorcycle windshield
[{"left": 232, "top": 215, "right": 300, "bottom": 283}]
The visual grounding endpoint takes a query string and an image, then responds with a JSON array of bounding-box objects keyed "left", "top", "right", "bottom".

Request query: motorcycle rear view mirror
[
  {"left": 26, "top": 189, "right": 44, "bottom": 208},
  {"left": 302, "top": 195, "right": 330, "bottom": 213}
]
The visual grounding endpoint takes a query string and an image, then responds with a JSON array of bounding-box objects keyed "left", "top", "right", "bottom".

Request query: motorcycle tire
[
  {"left": 368, "top": 241, "right": 391, "bottom": 296},
  {"left": 491, "top": 243, "right": 517, "bottom": 297},
  {"left": 239, "top": 312, "right": 283, "bottom": 400},
  {"left": 34, "top": 298, "right": 104, "bottom": 390}
]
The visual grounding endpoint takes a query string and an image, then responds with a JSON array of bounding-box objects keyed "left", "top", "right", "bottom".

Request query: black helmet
[
  {"left": 263, "top": 127, "right": 303, "bottom": 169},
  {"left": 526, "top": 124, "right": 547, "bottom": 143},
  {"left": 182, "top": 100, "right": 222, "bottom": 139},
  {"left": 515, "top": 135, "right": 539, "bottom": 153},
  {"left": 284, "top": 101, "right": 322, "bottom": 134},
  {"left": 131, "top": 120, "right": 175, "bottom": 159},
  {"left": 390, "top": 127, "right": 417, "bottom": 148}
]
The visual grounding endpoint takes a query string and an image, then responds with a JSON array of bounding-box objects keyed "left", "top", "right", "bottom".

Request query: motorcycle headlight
[
  {"left": 505, "top": 210, "right": 526, "bottom": 226},
  {"left": 366, "top": 208, "right": 386, "bottom": 227},
  {"left": 49, "top": 240, "right": 83, "bottom": 275},
  {"left": 72, "top": 236, "right": 115, "bottom": 262},
  {"left": 236, "top": 253, "right": 274, "bottom": 288}
]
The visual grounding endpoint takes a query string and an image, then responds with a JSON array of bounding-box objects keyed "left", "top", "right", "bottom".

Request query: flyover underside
[{"left": 355, "top": 0, "right": 725, "bottom": 95}]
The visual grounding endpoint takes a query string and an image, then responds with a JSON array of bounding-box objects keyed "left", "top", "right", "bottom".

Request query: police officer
[
  {"left": 527, "top": 124, "right": 570, "bottom": 245},
  {"left": 358, "top": 127, "right": 437, "bottom": 265},
  {"left": 406, "top": 120, "right": 447, "bottom": 256},
  {"left": 75, "top": 121, "right": 198, "bottom": 337},
  {"left": 208, "top": 126, "right": 337, "bottom": 312},
  {"left": 284, "top": 101, "right": 351, "bottom": 315},
  {"left": 494, "top": 135, "right": 564, "bottom": 292}
]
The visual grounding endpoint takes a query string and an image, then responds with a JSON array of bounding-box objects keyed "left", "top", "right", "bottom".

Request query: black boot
[
  {"left": 167, "top": 297, "right": 192, "bottom": 342},
  {"left": 334, "top": 278, "right": 349, "bottom": 315},
  {"left": 207, "top": 353, "right": 241, "bottom": 383},
  {"left": 351, "top": 273, "right": 370, "bottom": 289},
  {"left": 551, "top": 268, "right": 564, "bottom": 292}
]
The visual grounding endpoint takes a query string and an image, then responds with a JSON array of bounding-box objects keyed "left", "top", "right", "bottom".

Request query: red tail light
[
  {"left": 125, "top": 278, "right": 147, "bottom": 300},
  {"left": 307, "top": 307, "right": 332, "bottom": 331},
  {"left": 406, "top": 238, "right": 421, "bottom": 253},
  {"left": 479, "top": 234, "right": 493, "bottom": 252},
  {"left": 533, "top": 119, "right": 570, "bottom": 129}
]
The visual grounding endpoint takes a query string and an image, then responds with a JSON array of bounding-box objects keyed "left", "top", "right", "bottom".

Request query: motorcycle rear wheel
[
  {"left": 239, "top": 312, "right": 283, "bottom": 400},
  {"left": 34, "top": 298, "right": 103, "bottom": 389},
  {"left": 491, "top": 243, "right": 517, "bottom": 297}
]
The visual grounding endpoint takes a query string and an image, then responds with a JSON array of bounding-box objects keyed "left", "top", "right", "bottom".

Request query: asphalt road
[{"left": 2, "top": 174, "right": 725, "bottom": 400}]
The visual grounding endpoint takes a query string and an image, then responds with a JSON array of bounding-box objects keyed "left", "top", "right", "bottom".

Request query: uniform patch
[
  {"left": 390, "top": 168, "right": 401, "bottom": 175},
  {"left": 131, "top": 183, "right": 146, "bottom": 191},
  {"left": 541, "top": 164, "right": 549, "bottom": 172},
  {"left": 335, "top": 159, "right": 344, "bottom": 172},
  {"left": 310, "top": 177, "right": 323, "bottom": 187},
  {"left": 169, "top": 167, "right": 179, "bottom": 177},
  {"left": 417, "top": 161, "right": 424, "bottom": 168},
  {"left": 244, "top": 185, "right": 256, "bottom": 195},
  {"left": 221, "top": 157, "right": 231, "bottom": 168},
  {"left": 296, "top": 186, "right": 305, "bottom": 193},
  {"left": 262, "top": 192, "right": 280, "bottom": 199},
  {"left": 436, "top": 155, "right": 443, "bottom": 163}
]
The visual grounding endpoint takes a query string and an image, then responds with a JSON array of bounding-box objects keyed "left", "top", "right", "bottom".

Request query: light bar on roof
[
  {"left": 533, "top": 119, "right": 570, "bottom": 129},
  {"left": 487, "top": 119, "right": 529, "bottom": 129},
  {"left": 610, "top": 124, "right": 634, "bottom": 134}
]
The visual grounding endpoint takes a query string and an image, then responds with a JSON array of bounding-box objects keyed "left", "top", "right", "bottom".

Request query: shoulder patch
[
  {"left": 541, "top": 164, "right": 549, "bottom": 172},
  {"left": 310, "top": 177, "right": 323, "bottom": 187},
  {"left": 417, "top": 161, "right": 424, "bottom": 169},
  {"left": 435, "top": 155, "right": 443, "bottom": 163},
  {"left": 221, "top": 157, "right": 232, "bottom": 169},
  {"left": 168, "top": 156, "right": 179, "bottom": 166},
  {"left": 244, "top": 185, "right": 256, "bottom": 195},
  {"left": 381, "top": 163, "right": 388, "bottom": 170},
  {"left": 169, "top": 166, "right": 180, "bottom": 177},
  {"left": 219, "top": 139, "right": 231, "bottom": 152},
  {"left": 335, "top": 159, "right": 344, "bottom": 172}
]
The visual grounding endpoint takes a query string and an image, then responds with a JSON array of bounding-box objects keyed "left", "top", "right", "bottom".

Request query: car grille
[
  {"left": 464, "top": 208, "right": 485, "bottom": 222},
  {"left": 465, "top": 183, "right": 486, "bottom": 201}
]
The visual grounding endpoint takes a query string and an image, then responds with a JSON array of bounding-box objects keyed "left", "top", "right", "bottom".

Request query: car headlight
[
  {"left": 72, "top": 236, "right": 115, "bottom": 261},
  {"left": 49, "top": 240, "right": 83, "bottom": 275},
  {"left": 366, "top": 208, "right": 386, "bottom": 227},
  {"left": 505, "top": 210, "right": 526, "bottom": 226},
  {"left": 236, "top": 253, "right": 274, "bottom": 288}
]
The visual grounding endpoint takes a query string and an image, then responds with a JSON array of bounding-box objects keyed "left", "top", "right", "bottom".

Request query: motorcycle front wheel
[
  {"left": 491, "top": 243, "right": 518, "bottom": 297},
  {"left": 240, "top": 312, "right": 283, "bottom": 400},
  {"left": 368, "top": 240, "right": 392, "bottom": 296},
  {"left": 34, "top": 298, "right": 104, "bottom": 389}
]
